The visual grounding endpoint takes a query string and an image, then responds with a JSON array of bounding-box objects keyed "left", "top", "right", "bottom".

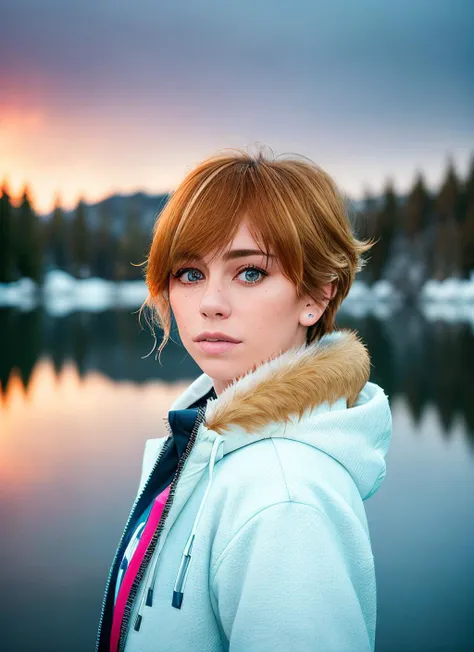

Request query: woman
[{"left": 95, "top": 149, "right": 392, "bottom": 652}]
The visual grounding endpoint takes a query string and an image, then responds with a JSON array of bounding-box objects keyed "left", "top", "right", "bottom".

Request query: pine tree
[
  {"left": 461, "top": 199, "right": 474, "bottom": 278},
  {"left": 117, "top": 199, "right": 146, "bottom": 281},
  {"left": 436, "top": 156, "right": 462, "bottom": 222},
  {"left": 362, "top": 186, "right": 377, "bottom": 217},
  {"left": 47, "top": 194, "right": 68, "bottom": 270},
  {"left": 459, "top": 153, "right": 474, "bottom": 278},
  {"left": 459, "top": 153, "right": 474, "bottom": 221},
  {"left": 71, "top": 197, "right": 90, "bottom": 277},
  {"left": 93, "top": 200, "right": 116, "bottom": 280},
  {"left": 359, "top": 186, "right": 378, "bottom": 240},
  {"left": 370, "top": 178, "right": 398, "bottom": 282},
  {"left": 16, "top": 185, "right": 43, "bottom": 282},
  {"left": 404, "top": 171, "right": 432, "bottom": 238},
  {"left": 434, "top": 157, "right": 462, "bottom": 278},
  {"left": 0, "top": 179, "right": 16, "bottom": 283}
]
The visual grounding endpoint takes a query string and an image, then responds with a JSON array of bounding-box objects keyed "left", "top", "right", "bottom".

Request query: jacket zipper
[
  {"left": 95, "top": 426, "right": 174, "bottom": 652},
  {"left": 117, "top": 404, "right": 207, "bottom": 652}
]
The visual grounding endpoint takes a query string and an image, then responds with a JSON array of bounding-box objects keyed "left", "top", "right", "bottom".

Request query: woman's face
[{"left": 168, "top": 218, "right": 327, "bottom": 395}]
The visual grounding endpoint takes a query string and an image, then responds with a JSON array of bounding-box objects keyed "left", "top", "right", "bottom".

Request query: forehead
[
  {"left": 229, "top": 218, "right": 262, "bottom": 247},
  {"left": 214, "top": 217, "right": 267, "bottom": 251},
  {"left": 176, "top": 218, "right": 276, "bottom": 265}
]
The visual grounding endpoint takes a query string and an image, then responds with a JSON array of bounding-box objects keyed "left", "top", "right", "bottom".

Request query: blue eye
[
  {"left": 173, "top": 268, "right": 203, "bottom": 283},
  {"left": 171, "top": 265, "right": 268, "bottom": 285},
  {"left": 238, "top": 266, "right": 264, "bottom": 284}
]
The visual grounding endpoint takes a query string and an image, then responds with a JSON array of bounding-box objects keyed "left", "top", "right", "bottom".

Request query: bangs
[
  {"left": 142, "top": 147, "right": 372, "bottom": 361},
  {"left": 146, "top": 156, "right": 305, "bottom": 298}
]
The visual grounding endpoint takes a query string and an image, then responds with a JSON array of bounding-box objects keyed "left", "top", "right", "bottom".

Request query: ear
[{"left": 299, "top": 281, "right": 335, "bottom": 327}]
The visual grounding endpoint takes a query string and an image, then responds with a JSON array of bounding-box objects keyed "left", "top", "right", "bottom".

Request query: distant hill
[
  {"left": 42, "top": 189, "right": 410, "bottom": 235},
  {"left": 43, "top": 191, "right": 170, "bottom": 237}
]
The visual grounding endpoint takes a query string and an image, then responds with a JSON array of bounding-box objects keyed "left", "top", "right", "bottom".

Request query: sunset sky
[{"left": 1, "top": 0, "right": 473, "bottom": 214}]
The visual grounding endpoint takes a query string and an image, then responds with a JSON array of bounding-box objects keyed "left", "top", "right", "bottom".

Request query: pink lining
[{"left": 110, "top": 484, "right": 171, "bottom": 652}]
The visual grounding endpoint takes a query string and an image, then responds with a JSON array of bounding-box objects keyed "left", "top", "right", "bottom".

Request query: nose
[{"left": 199, "top": 283, "right": 231, "bottom": 320}]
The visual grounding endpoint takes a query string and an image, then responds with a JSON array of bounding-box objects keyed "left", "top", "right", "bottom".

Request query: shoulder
[
  {"left": 213, "top": 435, "right": 359, "bottom": 510},
  {"left": 208, "top": 436, "right": 368, "bottom": 557}
]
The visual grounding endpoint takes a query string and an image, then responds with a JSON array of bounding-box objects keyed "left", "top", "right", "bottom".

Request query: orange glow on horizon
[
  {"left": 0, "top": 102, "right": 180, "bottom": 213},
  {"left": 2, "top": 99, "right": 470, "bottom": 215}
]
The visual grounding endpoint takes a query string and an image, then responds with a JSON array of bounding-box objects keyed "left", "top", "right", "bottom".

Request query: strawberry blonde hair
[{"left": 139, "top": 147, "right": 372, "bottom": 362}]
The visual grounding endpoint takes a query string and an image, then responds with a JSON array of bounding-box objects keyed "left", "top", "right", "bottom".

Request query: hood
[
  {"left": 137, "top": 329, "right": 392, "bottom": 620},
  {"left": 171, "top": 328, "right": 391, "bottom": 500}
]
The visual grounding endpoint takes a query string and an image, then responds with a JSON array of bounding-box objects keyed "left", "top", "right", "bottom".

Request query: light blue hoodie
[{"left": 96, "top": 329, "right": 392, "bottom": 652}]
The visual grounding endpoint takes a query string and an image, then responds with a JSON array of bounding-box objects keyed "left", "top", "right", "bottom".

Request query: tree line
[
  {"left": 0, "top": 191, "right": 157, "bottom": 283},
  {"left": 355, "top": 155, "right": 474, "bottom": 292},
  {"left": 0, "top": 154, "right": 473, "bottom": 290}
]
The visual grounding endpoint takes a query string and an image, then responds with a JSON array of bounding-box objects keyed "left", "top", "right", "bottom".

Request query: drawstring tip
[
  {"left": 172, "top": 590, "right": 184, "bottom": 609},
  {"left": 146, "top": 587, "right": 154, "bottom": 607},
  {"left": 134, "top": 613, "right": 143, "bottom": 631}
]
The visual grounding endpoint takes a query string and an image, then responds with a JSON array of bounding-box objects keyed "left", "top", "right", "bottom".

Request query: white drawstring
[
  {"left": 134, "top": 435, "right": 223, "bottom": 628},
  {"left": 171, "top": 435, "right": 224, "bottom": 609}
]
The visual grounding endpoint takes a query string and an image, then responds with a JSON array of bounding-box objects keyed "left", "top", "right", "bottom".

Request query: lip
[
  {"left": 194, "top": 331, "right": 241, "bottom": 344},
  {"left": 197, "top": 340, "right": 240, "bottom": 355}
]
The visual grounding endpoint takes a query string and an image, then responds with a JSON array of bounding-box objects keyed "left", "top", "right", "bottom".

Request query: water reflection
[
  {"left": 0, "top": 307, "right": 202, "bottom": 391},
  {"left": 1, "top": 307, "right": 473, "bottom": 449},
  {"left": 1, "top": 307, "right": 473, "bottom": 652},
  {"left": 338, "top": 311, "right": 474, "bottom": 444},
  {"left": 0, "top": 360, "right": 190, "bottom": 652}
]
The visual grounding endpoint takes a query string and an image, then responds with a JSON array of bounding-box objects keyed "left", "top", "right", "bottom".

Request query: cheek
[
  {"left": 239, "top": 287, "right": 296, "bottom": 336},
  {"left": 251, "top": 281, "right": 297, "bottom": 317},
  {"left": 169, "top": 288, "right": 195, "bottom": 327}
]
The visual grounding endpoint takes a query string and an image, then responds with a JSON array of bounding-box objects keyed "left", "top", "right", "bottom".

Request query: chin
[
  {"left": 194, "top": 355, "right": 244, "bottom": 382},
  {"left": 198, "top": 359, "right": 237, "bottom": 379}
]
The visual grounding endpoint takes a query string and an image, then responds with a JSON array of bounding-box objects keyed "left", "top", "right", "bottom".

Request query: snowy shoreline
[
  {"left": 0, "top": 270, "right": 148, "bottom": 315},
  {"left": 1, "top": 270, "right": 474, "bottom": 323}
]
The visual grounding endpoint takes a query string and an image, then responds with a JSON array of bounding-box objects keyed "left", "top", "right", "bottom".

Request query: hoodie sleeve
[{"left": 210, "top": 500, "right": 374, "bottom": 652}]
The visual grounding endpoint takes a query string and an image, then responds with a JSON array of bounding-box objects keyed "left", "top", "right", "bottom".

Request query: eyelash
[{"left": 171, "top": 264, "right": 268, "bottom": 286}]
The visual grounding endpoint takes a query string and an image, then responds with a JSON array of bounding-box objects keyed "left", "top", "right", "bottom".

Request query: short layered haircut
[{"left": 140, "top": 148, "right": 372, "bottom": 359}]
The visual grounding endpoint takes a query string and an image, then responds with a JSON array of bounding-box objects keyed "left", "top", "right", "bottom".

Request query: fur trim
[{"left": 204, "top": 329, "right": 370, "bottom": 435}]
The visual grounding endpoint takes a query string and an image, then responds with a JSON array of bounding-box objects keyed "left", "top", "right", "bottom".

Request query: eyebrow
[
  {"left": 223, "top": 248, "right": 275, "bottom": 261},
  {"left": 178, "top": 249, "right": 276, "bottom": 263}
]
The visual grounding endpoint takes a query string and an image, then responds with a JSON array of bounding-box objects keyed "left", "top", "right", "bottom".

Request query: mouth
[{"left": 196, "top": 340, "right": 241, "bottom": 355}]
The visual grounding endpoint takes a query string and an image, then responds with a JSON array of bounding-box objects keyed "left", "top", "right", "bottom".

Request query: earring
[{"left": 308, "top": 313, "right": 314, "bottom": 318}]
